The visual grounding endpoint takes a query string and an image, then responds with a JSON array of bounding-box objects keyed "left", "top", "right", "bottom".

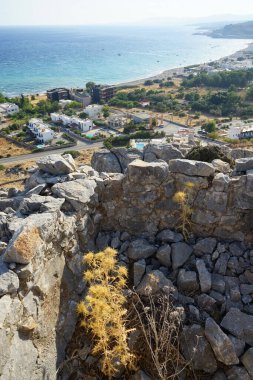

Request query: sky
[{"left": 0, "top": 0, "right": 253, "bottom": 26}]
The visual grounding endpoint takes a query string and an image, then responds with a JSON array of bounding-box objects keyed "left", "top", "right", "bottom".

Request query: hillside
[{"left": 210, "top": 20, "right": 253, "bottom": 38}]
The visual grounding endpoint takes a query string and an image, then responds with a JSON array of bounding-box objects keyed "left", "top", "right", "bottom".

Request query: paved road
[{"left": 0, "top": 141, "right": 103, "bottom": 165}]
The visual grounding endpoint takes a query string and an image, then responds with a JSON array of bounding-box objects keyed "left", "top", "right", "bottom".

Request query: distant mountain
[{"left": 209, "top": 21, "right": 253, "bottom": 38}]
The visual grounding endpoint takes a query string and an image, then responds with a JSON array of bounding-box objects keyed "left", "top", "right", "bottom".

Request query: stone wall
[{"left": 0, "top": 151, "right": 253, "bottom": 379}]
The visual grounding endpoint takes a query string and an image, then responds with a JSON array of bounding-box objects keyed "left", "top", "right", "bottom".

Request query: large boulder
[
  {"left": 241, "top": 348, "right": 253, "bottom": 378},
  {"left": 111, "top": 147, "right": 143, "bottom": 172},
  {"left": 52, "top": 179, "right": 98, "bottom": 212},
  {"left": 127, "top": 239, "right": 156, "bottom": 260},
  {"left": 171, "top": 242, "right": 193, "bottom": 270},
  {"left": 221, "top": 308, "right": 253, "bottom": 345},
  {"left": 235, "top": 158, "right": 253, "bottom": 173},
  {"left": 136, "top": 270, "right": 178, "bottom": 297},
  {"left": 180, "top": 324, "right": 217, "bottom": 373},
  {"left": 143, "top": 143, "right": 183, "bottom": 163},
  {"left": 91, "top": 149, "right": 122, "bottom": 173},
  {"left": 37, "top": 154, "right": 76, "bottom": 175},
  {"left": 127, "top": 160, "right": 169, "bottom": 185},
  {"left": 205, "top": 318, "right": 239, "bottom": 366},
  {"left": 169, "top": 159, "right": 215, "bottom": 177},
  {"left": 196, "top": 259, "right": 212, "bottom": 292}
]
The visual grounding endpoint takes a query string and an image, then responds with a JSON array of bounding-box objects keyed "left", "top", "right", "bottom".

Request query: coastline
[
  {"left": 5, "top": 41, "right": 253, "bottom": 98},
  {"left": 114, "top": 41, "right": 253, "bottom": 88}
]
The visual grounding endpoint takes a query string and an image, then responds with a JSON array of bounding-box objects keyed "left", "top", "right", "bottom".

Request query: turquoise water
[
  {"left": 0, "top": 25, "right": 251, "bottom": 96},
  {"left": 135, "top": 142, "right": 145, "bottom": 150}
]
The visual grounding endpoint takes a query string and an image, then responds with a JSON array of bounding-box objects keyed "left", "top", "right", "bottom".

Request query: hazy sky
[{"left": 1, "top": 0, "right": 253, "bottom": 26}]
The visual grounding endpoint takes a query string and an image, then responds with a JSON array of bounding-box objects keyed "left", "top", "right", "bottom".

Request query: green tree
[
  {"left": 86, "top": 81, "right": 95, "bottom": 94},
  {"left": 202, "top": 120, "right": 216, "bottom": 133},
  {"left": 102, "top": 105, "right": 110, "bottom": 118}
]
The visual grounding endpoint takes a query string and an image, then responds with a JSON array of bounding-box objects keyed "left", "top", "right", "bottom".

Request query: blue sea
[{"left": 0, "top": 25, "right": 252, "bottom": 96}]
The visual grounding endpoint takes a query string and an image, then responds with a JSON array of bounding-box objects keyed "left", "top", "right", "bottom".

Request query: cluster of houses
[
  {"left": 50, "top": 113, "right": 93, "bottom": 132},
  {"left": 28, "top": 119, "right": 55, "bottom": 144}
]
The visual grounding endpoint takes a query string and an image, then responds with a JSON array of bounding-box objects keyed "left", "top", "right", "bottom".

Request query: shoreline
[
  {"left": 115, "top": 41, "right": 253, "bottom": 87},
  {"left": 4, "top": 41, "right": 253, "bottom": 98}
]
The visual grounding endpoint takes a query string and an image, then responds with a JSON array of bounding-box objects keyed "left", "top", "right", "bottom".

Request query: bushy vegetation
[
  {"left": 173, "top": 182, "right": 194, "bottom": 239},
  {"left": 63, "top": 150, "right": 81, "bottom": 158},
  {"left": 77, "top": 248, "right": 135, "bottom": 378},
  {"left": 186, "top": 145, "right": 234, "bottom": 165},
  {"left": 182, "top": 68, "right": 253, "bottom": 88}
]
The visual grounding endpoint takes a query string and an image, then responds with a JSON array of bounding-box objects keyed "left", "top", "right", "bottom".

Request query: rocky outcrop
[{"left": 1, "top": 150, "right": 253, "bottom": 379}]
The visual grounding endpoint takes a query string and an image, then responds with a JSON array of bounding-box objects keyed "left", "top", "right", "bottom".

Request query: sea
[{"left": 0, "top": 24, "right": 252, "bottom": 96}]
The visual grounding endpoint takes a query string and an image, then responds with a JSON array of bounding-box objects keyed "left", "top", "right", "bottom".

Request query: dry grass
[
  {"left": 0, "top": 137, "right": 30, "bottom": 158},
  {"left": 129, "top": 292, "right": 188, "bottom": 380}
]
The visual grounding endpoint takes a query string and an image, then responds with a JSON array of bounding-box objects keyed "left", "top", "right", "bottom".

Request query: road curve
[{"left": 0, "top": 141, "right": 103, "bottom": 165}]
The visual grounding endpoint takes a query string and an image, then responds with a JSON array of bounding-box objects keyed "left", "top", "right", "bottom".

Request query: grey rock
[
  {"left": 143, "top": 142, "right": 183, "bottom": 163},
  {"left": 37, "top": 153, "right": 76, "bottom": 174},
  {"left": 112, "top": 147, "right": 143, "bottom": 172},
  {"left": 1, "top": 331, "right": 38, "bottom": 380},
  {"left": 205, "top": 317, "right": 239, "bottom": 365},
  {"left": 180, "top": 324, "right": 217, "bottom": 373},
  {"left": 177, "top": 269, "right": 199, "bottom": 292},
  {"left": 127, "top": 239, "right": 156, "bottom": 260},
  {"left": 211, "top": 370, "right": 227, "bottom": 380},
  {"left": 231, "top": 148, "right": 253, "bottom": 159},
  {"left": 96, "top": 232, "right": 111, "bottom": 250},
  {"left": 18, "top": 194, "right": 64, "bottom": 215},
  {"left": 91, "top": 149, "right": 122, "bottom": 173},
  {"left": 214, "top": 252, "right": 230, "bottom": 275},
  {"left": 235, "top": 158, "right": 253, "bottom": 172},
  {"left": 196, "top": 259, "right": 212, "bottom": 292},
  {"left": 212, "top": 160, "right": 231, "bottom": 174},
  {"left": 156, "top": 245, "right": 171, "bottom": 267},
  {"left": 0, "top": 329, "right": 10, "bottom": 375},
  {"left": 156, "top": 229, "right": 183, "bottom": 243},
  {"left": 133, "top": 260, "right": 146, "bottom": 287},
  {"left": 136, "top": 270, "right": 178, "bottom": 298},
  {"left": 229, "top": 335, "right": 245, "bottom": 357},
  {"left": 241, "top": 348, "right": 253, "bottom": 378},
  {"left": 0, "top": 261, "right": 19, "bottom": 296},
  {"left": 110, "top": 236, "right": 121, "bottom": 249},
  {"left": 194, "top": 238, "right": 217, "bottom": 255},
  {"left": 127, "top": 159, "right": 169, "bottom": 186},
  {"left": 240, "top": 284, "right": 253, "bottom": 295},
  {"left": 171, "top": 242, "right": 193, "bottom": 270},
  {"left": 169, "top": 159, "right": 215, "bottom": 177},
  {"left": 197, "top": 294, "right": 217, "bottom": 313},
  {"left": 52, "top": 179, "right": 97, "bottom": 212},
  {"left": 221, "top": 308, "right": 253, "bottom": 345},
  {"left": 226, "top": 367, "right": 251, "bottom": 380}
]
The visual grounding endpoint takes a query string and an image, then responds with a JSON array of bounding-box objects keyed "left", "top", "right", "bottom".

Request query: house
[
  {"left": 59, "top": 100, "right": 73, "bottom": 107},
  {"left": 0, "top": 103, "right": 19, "bottom": 115},
  {"left": 50, "top": 113, "right": 93, "bottom": 132},
  {"left": 131, "top": 112, "right": 150, "bottom": 124},
  {"left": 139, "top": 100, "right": 150, "bottom": 108},
  {"left": 84, "top": 105, "right": 103, "bottom": 119},
  {"left": 47, "top": 88, "right": 70, "bottom": 101},
  {"left": 28, "top": 118, "right": 54, "bottom": 143},
  {"left": 71, "top": 117, "right": 93, "bottom": 132},
  {"left": 239, "top": 126, "right": 253, "bottom": 139},
  {"left": 228, "top": 126, "right": 242, "bottom": 139},
  {"left": 108, "top": 115, "right": 128, "bottom": 129}
]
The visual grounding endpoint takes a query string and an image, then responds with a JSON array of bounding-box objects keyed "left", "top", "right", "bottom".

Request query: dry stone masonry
[{"left": 0, "top": 144, "right": 253, "bottom": 379}]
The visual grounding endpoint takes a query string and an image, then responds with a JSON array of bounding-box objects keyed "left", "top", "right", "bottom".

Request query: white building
[
  {"left": 59, "top": 99, "right": 73, "bottom": 107},
  {"left": 71, "top": 116, "right": 93, "bottom": 132},
  {"left": 0, "top": 103, "right": 19, "bottom": 115},
  {"left": 28, "top": 118, "right": 54, "bottom": 143},
  {"left": 228, "top": 126, "right": 242, "bottom": 140},
  {"left": 50, "top": 113, "right": 93, "bottom": 132},
  {"left": 108, "top": 115, "right": 128, "bottom": 129},
  {"left": 84, "top": 105, "right": 103, "bottom": 119}
]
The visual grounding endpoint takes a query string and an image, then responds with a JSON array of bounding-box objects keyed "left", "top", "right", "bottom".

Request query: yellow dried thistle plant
[
  {"left": 77, "top": 247, "right": 135, "bottom": 379},
  {"left": 173, "top": 182, "right": 194, "bottom": 239}
]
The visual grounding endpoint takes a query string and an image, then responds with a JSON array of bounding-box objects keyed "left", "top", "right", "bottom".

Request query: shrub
[
  {"left": 0, "top": 164, "right": 5, "bottom": 171},
  {"left": 63, "top": 150, "right": 80, "bottom": 159},
  {"left": 77, "top": 248, "right": 135, "bottom": 378},
  {"left": 186, "top": 145, "right": 234, "bottom": 166}
]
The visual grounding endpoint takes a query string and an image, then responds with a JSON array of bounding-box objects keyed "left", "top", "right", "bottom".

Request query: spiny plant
[
  {"left": 77, "top": 247, "right": 136, "bottom": 379},
  {"left": 173, "top": 182, "right": 194, "bottom": 240}
]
